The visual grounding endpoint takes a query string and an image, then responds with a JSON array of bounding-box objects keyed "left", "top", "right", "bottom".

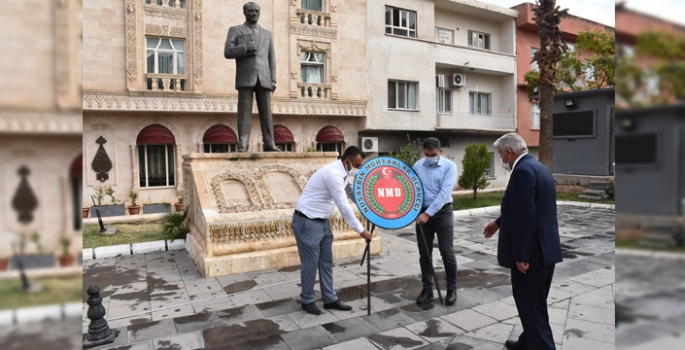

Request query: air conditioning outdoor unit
[
  {"left": 436, "top": 74, "right": 445, "bottom": 88},
  {"left": 450, "top": 73, "right": 466, "bottom": 87},
  {"left": 360, "top": 137, "right": 379, "bottom": 153}
]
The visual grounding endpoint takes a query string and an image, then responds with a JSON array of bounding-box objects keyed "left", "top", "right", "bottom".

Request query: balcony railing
[
  {"left": 146, "top": 73, "right": 186, "bottom": 92},
  {"left": 437, "top": 112, "right": 515, "bottom": 131},
  {"left": 146, "top": 0, "right": 185, "bottom": 9},
  {"left": 297, "top": 82, "right": 331, "bottom": 99},
  {"left": 296, "top": 9, "right": 331, "bottom": 27}
]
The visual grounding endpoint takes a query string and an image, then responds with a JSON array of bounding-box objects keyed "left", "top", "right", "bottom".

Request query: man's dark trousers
[
  {"left": 237, "top": 79, "right": 274, "bottom": 149},
  {"left": 415, "top": 205, "right": 457, "bottom": 290},
  {"left": 511, "top": 264, "right": 556, "bottom": 349}
]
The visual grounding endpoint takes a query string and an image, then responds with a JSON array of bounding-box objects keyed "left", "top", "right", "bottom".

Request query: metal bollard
[{"left": 83, "top": 285, "right": 115, "bottom": 348}]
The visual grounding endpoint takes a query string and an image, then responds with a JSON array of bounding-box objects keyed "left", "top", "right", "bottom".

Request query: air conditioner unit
[
  {"left": 360, "top": 137, "right": 379, "bottom": 153},
  {"left": 450, "top": 73, "right": 466, "bottom": 87},
  {"left": 436, "top": 74, "right": 445, "bottom": 88}
]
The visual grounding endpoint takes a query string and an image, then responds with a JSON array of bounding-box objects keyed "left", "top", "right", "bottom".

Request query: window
[
  {"left": 300, "top": 52, "right": 325, "bottom": 84},
  {"left": 566, "top": 42, "right": 575, "bottom": 52},
  {"left": 317, "top": 142, "right": 343, "bottom": 156},
  {"left": 203, "top": 125, "right": 237, "bottom": 153},
  {"left": 469, "top": 92, "right": 491, "bottom": 115},
  {"left": 388, "top": 81, "right": 417, "bottom": 110},
  {"left": 146, "top": 37, "right": 185, "bottom": 75},
  {"left": 553, "top": 111, "right": 595, "bottom": 137},
  {"left": 531, "top": 48, "right": 539, "bottom": 71},
  {"left": 274, "top": 125, "right": 295, "bottom": 152},
  {"left": 485, "top": 152, "right": 495, "bottom": 178},
  {"left": 385, "top": 6, "right": 416, "bottom": 38},
  {"left": 139, "top": 145, "right": 175, "bottom": 187},
  {"left": 436, "top": 27, "right": 453, "bottom": 44},
  {"left": 646, "top": 74, "right": 660, "bottom": 95},
  {"left": 203, "top": 144, "right": 236, "bottom": 153},
  {"left": 437, "top": 88, "right": 452, "bottom": 113},
  {"left": 137, "top": 125, "right": 176, "bottom": 188},
  {"left": 301, "top": 0, "right": 322, "bottom": 12},
  {"left": 532, "top": 103, "right": 540, "bottom": 129},
  {"left": 616, "top": 134, "right": 657, "bottom": 164},
  {"left": 146, "top": 0, "right": 185, "bottom": 8},
  {"left": 276, "top": 143, "right": 294, "bottom": 152},
  {"left": 584, "top": 60, "right": 595, "bottom": 81},
  {"left": 468, "top": 30, "right": 490, "bottom": 50}
]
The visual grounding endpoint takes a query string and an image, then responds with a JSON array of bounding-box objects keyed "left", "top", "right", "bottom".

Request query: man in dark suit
[
  {"left": 483, "top": 133, "right": 562, "bottom": 350},
  {"left": 224, "top": 2, "right": 279, "bottom": 152}
]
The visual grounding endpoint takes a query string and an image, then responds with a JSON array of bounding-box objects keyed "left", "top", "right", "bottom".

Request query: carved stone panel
[
  {"left": 221, "top": 180, "right": 252, "bottom": 207},
  {"left": 11, "top": 166, "right": 38, "bottom": 225},
  {"left": 263, "top": 172, "right": 301, "bottom": 205}
]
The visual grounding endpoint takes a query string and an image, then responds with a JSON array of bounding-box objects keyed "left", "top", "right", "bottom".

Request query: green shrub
[{"left": 161, "top": 210, "right": 188, "bottom": 242}]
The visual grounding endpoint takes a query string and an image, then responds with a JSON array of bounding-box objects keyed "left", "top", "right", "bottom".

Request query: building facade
[
  {"left": 82, "top": 0, "right": 369, "bottom": 208},
  {"left": 362, "top": 0, "right": 519, "bottom": 189},
  {"left": 513, "top": 2, "right": 614, "bottom": 154}
]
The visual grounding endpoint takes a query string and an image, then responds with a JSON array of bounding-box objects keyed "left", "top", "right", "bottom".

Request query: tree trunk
[
  {"left": 473, "top": 181, "right": 477, "bottom": 200},
  {"left": 538, "top": 83, "right": 555, "bottom": 170}
]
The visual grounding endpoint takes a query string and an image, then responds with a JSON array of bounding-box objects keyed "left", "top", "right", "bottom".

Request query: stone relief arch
[
  {"left": 253, "top": 165, "right": 307, "bottom": 209},
  {"left": 210, "top": 172, "right": 264, "bottom": 213}
]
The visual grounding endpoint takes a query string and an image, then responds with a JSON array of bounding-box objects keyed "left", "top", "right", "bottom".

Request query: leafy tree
[
  {"left": 636, "top": 30, "right": 685, "bottom": 102},
  {"left": 388, "top": 134, "right": 423, "bottom": 167},
  {"left": 533, "top": 0, "right": 568, "bottom": 171},
  {"left": 458, "top": 143, "right": 491, "bottom": 200}
]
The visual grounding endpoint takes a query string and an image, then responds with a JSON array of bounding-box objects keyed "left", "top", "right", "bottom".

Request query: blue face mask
[{"left": 425, "top": 156, "right": 439, "bottom": 166}]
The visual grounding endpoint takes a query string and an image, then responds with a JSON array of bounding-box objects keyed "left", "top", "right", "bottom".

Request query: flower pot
[
  {"left": 82, "top": 208, "right": 90, "bottom": 218},
  {"left": 174, "top": 203, "right": 184, "bottom": 212},
  {"left": 128, "top": 205, "right": 141, "bottom": 215},
  {"left": 0, "top": 258, "right": 8, "bottom": 271},
  {"left": 58, "top": 255, "right": 75, "bottom": 267}
]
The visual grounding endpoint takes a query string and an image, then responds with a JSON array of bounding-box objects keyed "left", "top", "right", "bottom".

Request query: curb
[
  {"left": 616, "top": 248, "right": 685, "bottom": 261},
  {"left": 0, "top": 302, "right": 81, "bottom": 326},
  {"left": 452, "top": 201, "right": 614, "bottom": 218},
  {"left": 83, "top": 238, "right": 187, "bottom": 260}
]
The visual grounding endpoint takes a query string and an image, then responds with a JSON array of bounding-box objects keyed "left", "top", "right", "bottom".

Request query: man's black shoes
[
  {"left": 323, "top": 299, "right": 352, "bottom": 311},
  {"left": 301, "top": 302, "right": 322, "bottom": 315},
  {"left": 504, "top": 340, "right": 526, "bottom": 350},
  {"left": 446, "top": 289, "right": 457, "bottom": 306},
  {"left": 416, "top": 288, "right": 434, "bottom": 304}
]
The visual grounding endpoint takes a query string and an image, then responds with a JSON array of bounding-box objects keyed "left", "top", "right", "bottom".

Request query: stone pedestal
[{"left": 183, "top": 152, "right": 382, "bottom": 277}]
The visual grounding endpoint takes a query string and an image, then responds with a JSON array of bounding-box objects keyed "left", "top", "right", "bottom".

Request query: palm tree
[{"left": 532, "top": 0, "right": 568, "bottom": 170}]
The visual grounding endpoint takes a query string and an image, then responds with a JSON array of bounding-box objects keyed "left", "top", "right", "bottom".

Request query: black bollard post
[
  {"left": 11, "top": 243, "right": 30, "bottom": 291},
  {"left": 91, "top": 196, "right": 107, "bottom": 233},
  {"left": 83, "top": 285, "right": 115, "bottom": 348}
]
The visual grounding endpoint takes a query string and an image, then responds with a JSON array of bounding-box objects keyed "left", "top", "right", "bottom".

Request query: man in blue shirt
[{"left": 413, "top": 137, "right": 458, "bottom": 306}]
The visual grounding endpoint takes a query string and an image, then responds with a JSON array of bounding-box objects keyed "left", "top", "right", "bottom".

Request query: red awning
[
  {"left": 316, "top": 126, "right": 344, "bottom": 142},
  {"left": 203, "top": 125, "right": 238, "bottom": 143},
  {"left": 70, "top": 154, "right": 82, "bottom": 177},
  {"left": 137, "top": 125, "right": 175, "bottom": 144},
  {"left": 274, "top": 125, "right": 294, "bottom": 142}
]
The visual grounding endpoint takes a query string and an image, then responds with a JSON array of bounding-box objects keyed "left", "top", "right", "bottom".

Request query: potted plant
[
  {"left": 174, "top": 195, "right": 184, "bottom": 212},
  {"left": 82, "top": 207, "right": 90, "bottom": 218},
  {"left": 58, "top": 237, "right": 74, "bottom": 267},
  {"left": 127, "top": 191, "right": 141, "bottom": 215},
  {"left": 90, "top": 185, "right": 126, "bottom": 217}
]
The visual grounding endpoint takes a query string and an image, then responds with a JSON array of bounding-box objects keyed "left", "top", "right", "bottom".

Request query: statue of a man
[{"left": 224, "top": 2, "right": 279, "bottom": 152}]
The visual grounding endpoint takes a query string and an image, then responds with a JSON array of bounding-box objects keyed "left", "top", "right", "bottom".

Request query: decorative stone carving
[
  {"left": 11, "top": 166, "right": 38, "bottom": 225},
  {"left": 92, "top": 136, "right": 113, "bottom": 182},
  {"left": 125, "top": 0, "right": 138, "bottom": 85},
  {"left": 0, "top": 110, "right": 81, "bottom": 134},
  {"left": 192, "top": 0, "right": 204, "bottom": 87},
  {"left": 210, "top": 173, "right": 264, "bottom": 213},
  {"left": 290, "top": 26, "right": 337, "bottom": 39}
]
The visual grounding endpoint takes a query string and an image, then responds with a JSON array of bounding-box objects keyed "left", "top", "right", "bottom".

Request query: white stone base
[
  {"left": 93, "top": 244, "right": 131, "bottom": 259},
  {"left": 131, "top": 241, "right": 166, "bottom": 255}
]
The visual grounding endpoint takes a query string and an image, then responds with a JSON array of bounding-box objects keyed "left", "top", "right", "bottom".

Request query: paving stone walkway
[{"left": 74, "top": 205, "right": 615, "bottom": 350}]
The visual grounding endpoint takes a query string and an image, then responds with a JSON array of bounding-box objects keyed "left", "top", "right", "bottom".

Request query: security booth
[
  {"left": 615, "top": 104, "right": 685, "bottom": 217},
  {"left": 552, "top": 88, "right": 615, "bottom": 176}
]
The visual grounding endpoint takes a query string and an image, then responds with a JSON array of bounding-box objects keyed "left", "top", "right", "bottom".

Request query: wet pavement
[
  {"left": 615, "top": 252, "right": 685, "bottom": 349},
  {"left": 74, "top": 204, "right": 615, "bottom": 350}
]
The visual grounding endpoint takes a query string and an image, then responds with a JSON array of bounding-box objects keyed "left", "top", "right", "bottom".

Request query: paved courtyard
[
  {"left": 74, "top": 204, "right": 615, "bottom": 350},
  {"left": 616, "top": 252, "right": 685, "bottom": 349}
]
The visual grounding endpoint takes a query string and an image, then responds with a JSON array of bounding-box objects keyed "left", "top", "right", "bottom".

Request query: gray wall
[
  {"left": 552, "top": 90, "right": 615, "bottom": 176},
  {"left": 615, "top": 106, "right": 684, "bottom": 216}
]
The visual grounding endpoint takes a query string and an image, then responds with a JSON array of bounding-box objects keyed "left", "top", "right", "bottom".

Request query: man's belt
[
  {"left": 420, "top": 202, "right": 453, "bottom": 214},
  {"left": 294, "top": 209, "right": 326, "bottom": 221}
]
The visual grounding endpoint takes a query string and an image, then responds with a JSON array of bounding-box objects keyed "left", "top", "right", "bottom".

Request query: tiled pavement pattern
[
  {"left": 77, "top": 205, "right": 615, "bottom": 350},
  {"left": 616, "top": 253, "right": 685, "bottom": 349}
]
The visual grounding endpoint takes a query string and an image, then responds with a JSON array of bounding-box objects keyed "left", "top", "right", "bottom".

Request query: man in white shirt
[{"left": 293, "top": 146, "right": 373, "bottom": 315}]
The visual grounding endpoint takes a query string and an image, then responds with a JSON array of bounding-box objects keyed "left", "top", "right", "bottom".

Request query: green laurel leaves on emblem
[
  {"left": 365, "top": 174, "right": 384, "bottom": 214},
  {"left": 397, "top": 175, "right": 413, "bottom": 213}
]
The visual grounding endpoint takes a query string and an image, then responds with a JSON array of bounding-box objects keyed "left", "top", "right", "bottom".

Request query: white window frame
[
  {"left": 203, "top": 143, "right": 237, "bottom": 153},
  {"left": 437, "top": 88, "right": 452, "bottom": 114},
  {"left": 138, "top": 144, "right": 175, "bottom": 188},
  {"left": 468, "top": 30, "right": 490, "bottom": 50},
  {"left": 300, "top": 51, "right": 325, "bottom": 84},
  {"left": 146, "top": 37, "right": 185, "bottom": 75},
  {"left": 531, "top": 48, "right": 539, "bottom": 71},
  {"left": 275, "top": 143, "right": 294, "bottom": 152},
  {"left": 301, "top": 0, "right": 323, "bottom": 12},
  {"left": 385, "top": 6, "right": 417, "bottom": 38},
  {"left": 317, "top": 142, "right": 343, "bottom": 156},
  {"left": 388, "top": 80, "right": 418, "bottom": 110},
  {"left": 532, "top": 103, "right": 541, "bottom": 130},
  {"left": 435, "top": 27, "right": 454, "bottom": 45},
  {"left": 469, "top": 92, "right": 492, "bottom": 116}
]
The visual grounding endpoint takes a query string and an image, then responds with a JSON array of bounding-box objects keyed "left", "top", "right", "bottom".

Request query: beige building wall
[{"left": 83, "top": 0, "right": 369, "bottom": 207}]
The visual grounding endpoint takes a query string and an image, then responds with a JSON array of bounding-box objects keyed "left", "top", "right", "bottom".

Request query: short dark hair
[
  {"left": 243, "top": 2, "right": 259, "bottom": 11},
  {"left": 342, "top": 146, "right": 365, "bottom": 161},
  {"left": 423, "top": 137, "right": 441, "bottom": 150}
]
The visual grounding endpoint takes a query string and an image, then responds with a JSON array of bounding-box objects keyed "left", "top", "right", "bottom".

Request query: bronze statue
[{"left": 224, "top": 2, "right": 280, "bottom": 152}]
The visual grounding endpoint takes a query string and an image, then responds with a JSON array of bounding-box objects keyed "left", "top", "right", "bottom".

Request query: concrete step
[
  {"left": 589, "top": 181, "right": 614, "bottom": 190},
  {"left": 639, "top": 227, "right": 685, "bottom": 247}
]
